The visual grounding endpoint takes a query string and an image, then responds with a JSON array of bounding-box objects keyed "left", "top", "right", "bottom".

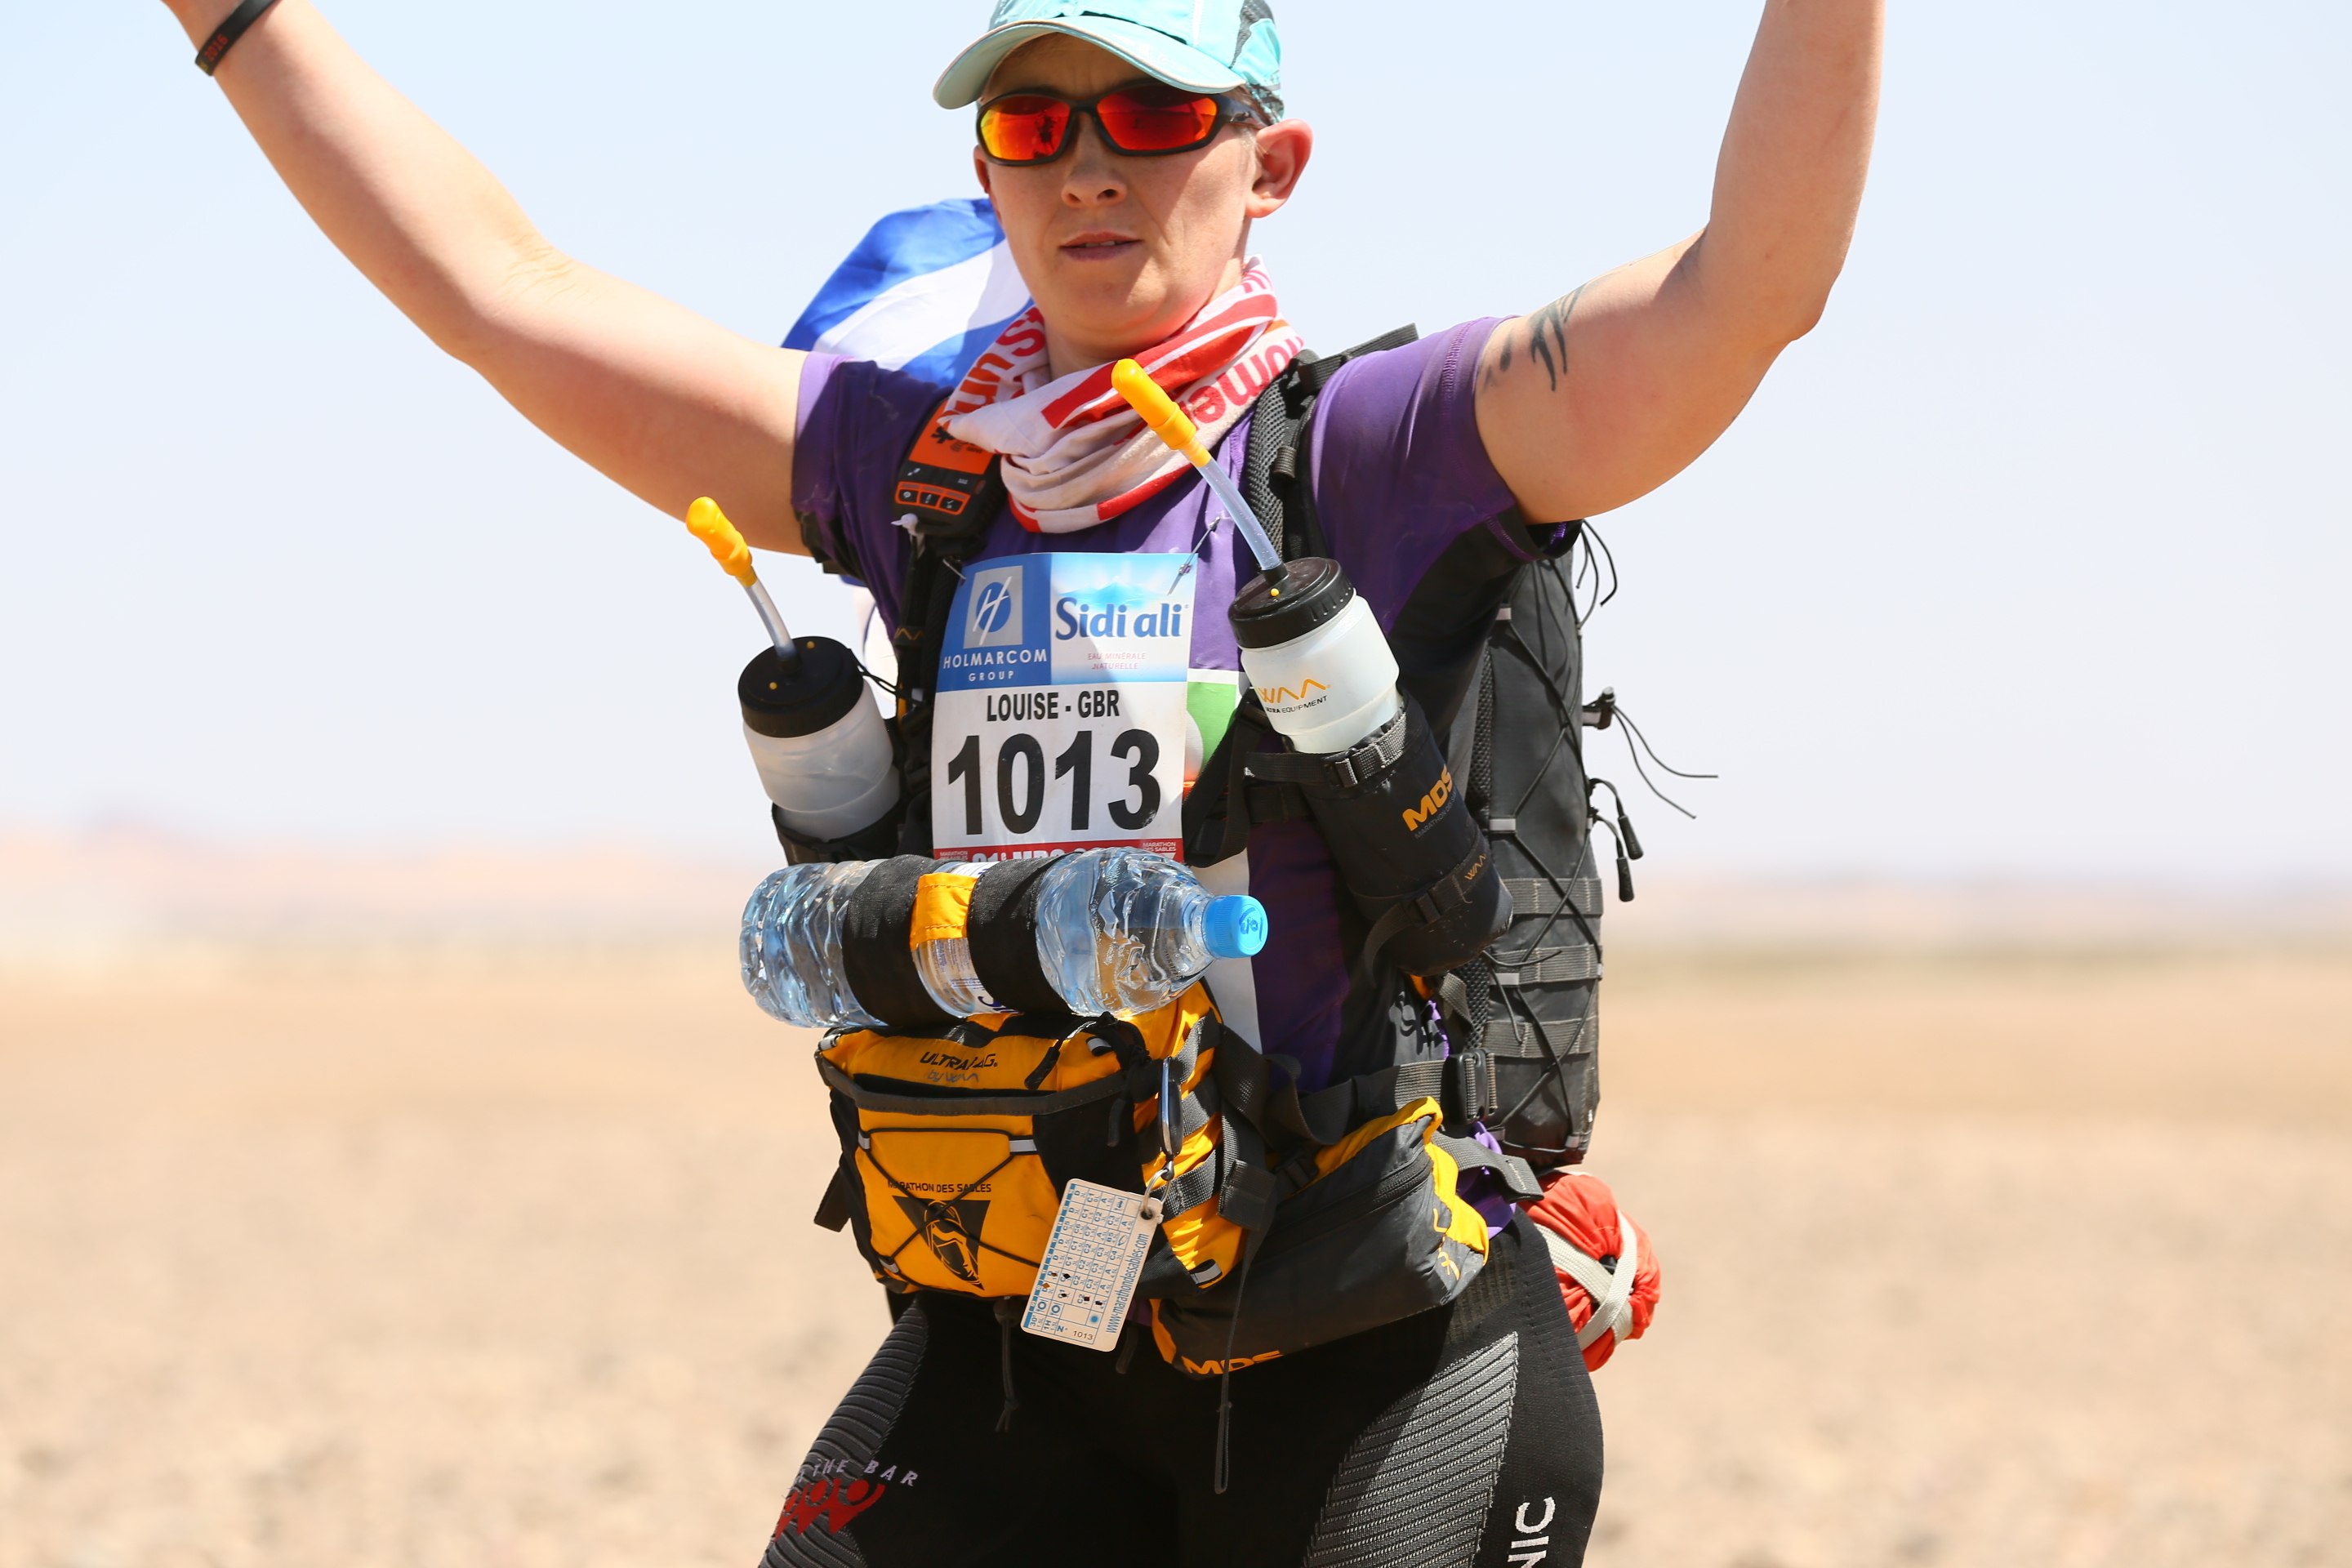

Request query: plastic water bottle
[
  {"left": 741, "top": 860, "right": 887, "bottom": 1030},
  {"left": 1029, "top": 849, "right": 1268, "bottom": 1018},
  {"left": 739, "top": 850, "right": 1267, "bottom": 1030}
]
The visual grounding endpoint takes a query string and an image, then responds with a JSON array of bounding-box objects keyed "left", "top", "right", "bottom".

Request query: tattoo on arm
[{"left": 1522, "top": 285, "right": 1586, "bottom": 393}]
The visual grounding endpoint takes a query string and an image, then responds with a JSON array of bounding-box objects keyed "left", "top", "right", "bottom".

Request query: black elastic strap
[
  {"left": 966, "top": 856, "right": 1069, "bottom": 1014},
  {"left": 195, "top": 0, "right": 282, "bottom": 75},
  {"left": 1350, "top": 835, "right": 1494, "bottom": 992},
  {"left": 1245, "top": 702, "right": 1412, "bottom": 790},
  {"left": 838, "top": 856, "right": 953, "bottom": 1029},
  {"left": 991, "top": 1297, "right": 1022, "bottom": 1432}
]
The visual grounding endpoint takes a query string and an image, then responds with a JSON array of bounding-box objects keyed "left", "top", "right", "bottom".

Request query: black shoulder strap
[
  {"left": 1187, "top": 324, "right": 1423, "bottom": 866},
  {"left": 1241, "top": 323, "right": 1419, "bottom": 564},
  {"left": 888, "top": 396, "right": 1008, "bottom": 856}
]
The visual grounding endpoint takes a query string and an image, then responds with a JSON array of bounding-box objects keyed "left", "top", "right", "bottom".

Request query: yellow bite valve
[
  {"left": 1111, "top": 359, "right": 1206, "bottom": 462},
  {"left": 1109, "top": 359, "right": 1281, "bottom": 572},
  {"left": 684, "top": 496, "right": 800, "bottom": 668},
  {"left": 686, "top": 497, "right": 758, "bottom": 586}
]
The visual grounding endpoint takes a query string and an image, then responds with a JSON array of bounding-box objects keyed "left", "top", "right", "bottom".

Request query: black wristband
[{"left": 195, "top": 0, "right": 284, "bottom": 77}]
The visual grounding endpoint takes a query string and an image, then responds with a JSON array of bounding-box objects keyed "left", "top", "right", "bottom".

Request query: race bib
[{"left": 933, "top": 553, "right": 1195, "bottom": 862}]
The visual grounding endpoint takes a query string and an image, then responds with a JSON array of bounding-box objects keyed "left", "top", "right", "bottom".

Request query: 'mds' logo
[
  {"left": 964, "top": 565, "right": 1024, "bottom": 648},
  {"left": 1402, "top": 768, "right": 1454, "bottom": 831}
]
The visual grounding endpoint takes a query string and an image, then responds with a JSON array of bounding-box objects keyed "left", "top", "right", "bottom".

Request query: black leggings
[{"left": 761, "top": 1213, "right": 1603, "bottom": 1568}]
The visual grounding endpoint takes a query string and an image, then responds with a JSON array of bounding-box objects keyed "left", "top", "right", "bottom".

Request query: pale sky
[{"left": 3, "top": 0, "right": 2346, "bottom": 880}]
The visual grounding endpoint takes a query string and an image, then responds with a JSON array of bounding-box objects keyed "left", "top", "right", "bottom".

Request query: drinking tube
[
  {"left": 685, "top": 497, "right": 801, "bottom": 673},
  {"left": 1109, "top": 360, "right": 1282, "bottom": 573}
]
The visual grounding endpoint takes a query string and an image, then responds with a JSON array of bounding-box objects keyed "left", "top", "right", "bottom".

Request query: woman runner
[{"left": 156, "top": 1, "right": 1881, "bottom": 1562}]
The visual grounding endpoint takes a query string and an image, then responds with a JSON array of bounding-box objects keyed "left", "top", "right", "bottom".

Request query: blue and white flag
[{"left": 783, "top": 198, "right": 1031, "bottom": 390}]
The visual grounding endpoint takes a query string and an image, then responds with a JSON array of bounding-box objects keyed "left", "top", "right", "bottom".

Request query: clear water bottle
[
  {"left": 741, "top": 860, "right": 887, "bottom": 1029},
  {"left": 1031, "top": 849, "right": 1267, "bottom": 1018},
  {"left": 740, "top": 849, "right": 1268, "bottom": 1030}
]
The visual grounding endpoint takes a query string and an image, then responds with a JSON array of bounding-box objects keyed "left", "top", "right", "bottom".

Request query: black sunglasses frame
[{"left": 975, "top": 85, "right": 1259, "bottom": 167}]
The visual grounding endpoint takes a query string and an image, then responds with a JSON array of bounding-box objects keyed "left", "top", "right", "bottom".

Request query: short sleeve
[
  {"left": 1303, "top": 318, "right": 1532, "bottom": 626},
  {"left": 791, "top": 354, "right": 950, "bottom": 626}
]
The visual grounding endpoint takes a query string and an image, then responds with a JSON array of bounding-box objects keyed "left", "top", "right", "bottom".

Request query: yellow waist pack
[
  {"left": 813, "top": 982, "right": 1240, "bottom": 1297},
  {"left": 811, "top": 999, "right": 1507, "bottom": 1377},
  {"left": 806, "top": 858, "right": 1523, "bottom": 1374}
]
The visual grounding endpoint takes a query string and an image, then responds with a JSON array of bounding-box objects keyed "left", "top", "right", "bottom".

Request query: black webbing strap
[
  {"left": 1207, "top": 1027, "right": 1344, "bottom": 1148},
  {"left": 1501, "top": 875, "right": 1604, "bottom": 919},
  {"left": 1486, "top": 945, "right": 1603, "bottom": 986},
  {"left": 1182, "top": 690, "right": 1278, "bottom": 866},
  {"left": 1430, "top": 1131, "right": 1544, "bottom": 1202},
  {"left": 1240, "top": 323, "right": 1427, "bottom": 562},
  {"left": 882, "top": 396, "right": 1004, "bottom": 857},
  {"left": 1475, "top": 1013, "right": 1593, "bottom": 1060},
  {"left": 1296, "top": 324, "right": 1420, "bottom": 394},
  {"left": 1160, "top": 1116, "right": 1225, "bottom": 1218},
  {"left": 1160, "top": 1025, "right": 1276, "bottom": 1224},
  {"left": 1207, "top": 1027, "right": 1483, "bottom": 1152},
  {"left": 1350, "top": 835, "right": 1499, "bottom": 991},
  {"left": 1350, "top": 1058, "right": 1449, "bottom": 1120},
  {"left": 1243, "top": 702, "right": 1413, "bottom": 790}
]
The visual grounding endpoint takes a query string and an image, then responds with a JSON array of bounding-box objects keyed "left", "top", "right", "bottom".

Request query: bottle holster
[{"left": 1195, "top": 690, "right": 1512, "bottom": 982}]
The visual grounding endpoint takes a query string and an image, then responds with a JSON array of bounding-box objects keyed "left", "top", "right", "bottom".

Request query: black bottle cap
[
  {"left": 1227, "top": 556, "right": 1356, "bottom": 650},
  {"left": 738, "top": 638, "right": 869, "bottom": 739}
]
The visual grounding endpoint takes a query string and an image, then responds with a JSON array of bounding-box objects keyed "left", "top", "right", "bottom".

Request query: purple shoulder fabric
[
  {"left": 791, "top": 353, "right": 942, "bottom": 609},
  {"left": 1307, "top": 318, "right": 1523, "bottom": 627}
]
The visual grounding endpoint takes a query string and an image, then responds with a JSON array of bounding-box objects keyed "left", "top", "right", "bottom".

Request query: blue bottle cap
[{"left": 1202, "top": 895, "right": 1269, "bottom": 959}]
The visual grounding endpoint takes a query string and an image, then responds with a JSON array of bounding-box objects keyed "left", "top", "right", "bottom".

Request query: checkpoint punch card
[{"left": 1020, "top": 1179, "right": 1163, "bottom": 1352}]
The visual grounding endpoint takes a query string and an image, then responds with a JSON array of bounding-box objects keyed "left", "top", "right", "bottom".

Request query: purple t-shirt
[{"left": 794, "top": 319, "right": 1544, "bottom": 1089}]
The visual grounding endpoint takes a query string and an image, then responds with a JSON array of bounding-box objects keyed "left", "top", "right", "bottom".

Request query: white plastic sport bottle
[
  {"left": 1229, "top": 558, "right": 1400, "bottom": 754},
  {"left": 738, "top": 639, "right": 902, "bottom": 841}
]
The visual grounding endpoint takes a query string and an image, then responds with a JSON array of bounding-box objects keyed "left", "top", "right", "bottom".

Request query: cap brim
[{"left": 933, "top": 16, "right": 1244, "bottom": 109}]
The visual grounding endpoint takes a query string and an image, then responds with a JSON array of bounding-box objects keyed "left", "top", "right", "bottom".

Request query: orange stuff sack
[{"left": 1521, "top": 1169, "right": 1661, "bottom": 1371}]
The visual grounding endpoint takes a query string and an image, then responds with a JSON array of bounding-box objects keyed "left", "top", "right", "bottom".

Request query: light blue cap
[
  {"left": 933, "top": 0, "right": 1285, "bottom": 120},
  {"left": 1202, "top": 894, "right": 1270, "bottom": 960}
]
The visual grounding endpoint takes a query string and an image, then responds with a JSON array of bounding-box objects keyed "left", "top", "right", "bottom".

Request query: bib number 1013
[{"left": 942, "top": 726, "right": 1161, "bottom": 839}]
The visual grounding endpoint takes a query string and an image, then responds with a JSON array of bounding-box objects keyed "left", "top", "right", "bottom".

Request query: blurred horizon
[{"left": 9, "top": 817, "right": 2349, "bottom": 961}]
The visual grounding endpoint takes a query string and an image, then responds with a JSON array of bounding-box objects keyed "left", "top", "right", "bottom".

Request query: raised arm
[
  {"left": 1473, "top": 0, "right": 1882, "bottom": 521},
  {"left": 163, "top": 0, "right": 809, "bottom": 550}
]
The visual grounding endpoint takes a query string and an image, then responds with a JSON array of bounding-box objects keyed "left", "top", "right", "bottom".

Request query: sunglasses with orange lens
[{"left": 977, "top": 84, "right": 1255, "bottom": 166}]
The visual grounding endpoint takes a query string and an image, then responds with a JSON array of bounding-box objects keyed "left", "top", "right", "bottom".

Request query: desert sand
[{"left": 2, "top": 906, "right": 2347, "bottom": 1566}]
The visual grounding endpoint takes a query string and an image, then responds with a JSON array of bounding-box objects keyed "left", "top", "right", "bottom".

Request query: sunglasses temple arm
[{"left": 1110, "top": 360, "right": 1281, "bottom": 573}]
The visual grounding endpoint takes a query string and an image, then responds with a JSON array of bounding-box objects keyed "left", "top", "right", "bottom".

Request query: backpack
[
  {"left": 1202, "top": 326, "right": 1614, "bottom": 1170},
  {"left": 790, "top": 327, "right": 1627, "bottom": 1169}
]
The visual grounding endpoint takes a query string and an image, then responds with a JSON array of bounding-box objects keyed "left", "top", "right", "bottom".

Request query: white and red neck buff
[{"left": 938, "top": 259, "right": 1303, "bottom": 533}]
